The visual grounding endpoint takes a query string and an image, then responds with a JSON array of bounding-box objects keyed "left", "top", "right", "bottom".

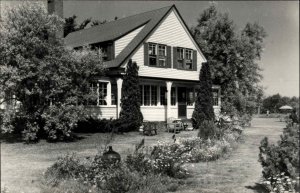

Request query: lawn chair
[{"left": 166, "top": 117, "right": 183, "bottom": 133}]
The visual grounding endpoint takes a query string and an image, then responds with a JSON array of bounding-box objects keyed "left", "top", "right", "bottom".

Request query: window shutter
[
  {"left": 144, "top": 42, "right": 149, "bottom": 66},
  {"left": 166, "top": 46, "right": 171, "bottom": 68},
  {"left": 192, "top": 50, "right": 197, "bottom": 71},
  {"left": 173, "top": 47, "right": 177, "bottom": 69}
]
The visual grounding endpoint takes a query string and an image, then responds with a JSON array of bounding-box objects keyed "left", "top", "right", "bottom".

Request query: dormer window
[{"left": 91, "top": 42, "right": 114, "bottom": 62}]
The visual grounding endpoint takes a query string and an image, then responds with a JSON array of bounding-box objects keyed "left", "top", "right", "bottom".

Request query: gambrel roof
[{"left": 65, "top": 5, "right": 205, "bottom": 68}]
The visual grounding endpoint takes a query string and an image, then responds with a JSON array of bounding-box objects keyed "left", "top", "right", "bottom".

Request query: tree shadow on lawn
[
  {"left": 245, "top": 183, "right": 269, "bottom": 193},
  {"left": 0, "top": 132, "right": 86, "bottom": 144},
  {"left": 0, "top": 133, "right": 23, "bottom": 143}
]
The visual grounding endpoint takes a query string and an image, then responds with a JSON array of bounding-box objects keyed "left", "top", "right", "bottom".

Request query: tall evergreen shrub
[
  {"left": 119, "top": 60, "right": 143, "bottom": 132},
  {"left": 192, "top": 62, "right": 215, "bottom": 130}
]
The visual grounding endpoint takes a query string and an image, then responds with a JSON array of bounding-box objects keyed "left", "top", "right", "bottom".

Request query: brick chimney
[{"left": 47, "top": 0, "right": 64, "bottom": 38}]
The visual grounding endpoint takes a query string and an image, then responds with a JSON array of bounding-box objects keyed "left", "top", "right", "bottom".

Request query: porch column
[
  {"left": 106, "top": 81, "right": 112, "bottom": 105},
  {"left": 166, "top": 81, "right": 173, "bottom": 121},
  {"left": 116, "top": 78, "right": 123, "bottom": 118}
]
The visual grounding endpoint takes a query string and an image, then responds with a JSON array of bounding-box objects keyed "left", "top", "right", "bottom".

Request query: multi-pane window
[
  {"left": 111, "top": 84, "right": 117, "bottom": 105},
  {"left": 177, "top": 48, "right": 184, "bottom": 69},
  {"left": 101, "top": 47, "right": 108, "bottom": 61},
  {"left": 151, "top": 85, "right": 157, "bottom": 105},
  {"left": 148, "top": 43, "right": 168, "bottom": 67},
  {"left": 99, "top": 82, "right": 107, "bottom": 105},
  {"left": 171, "top": 87, "right": 176, "bottom": 106},
  {"left": 149, "top": 43, "right": 157, "bottom": 66},
  {"left": 160, "top": 87, "right": 167, "bottom": 105},
  {"left": 139, "top": 85, "right": 143, "bottom": 105},
  {"left": 213, "top": 89, "right": 219, "bottom": 106},
  {"left": 158, "top": 45, "right": 166, "bottom": 67},
  {"left": 140, "top": 85, "right": 158, "bottom": 106},
  {"left": 177, "top": 48, "right": 194, "bottom": 70},
  {"left": 186, "top": 88, "right": 194, "bottom": 106},
  {"left": 144, "top": 85, "right": 151, "bottom": 106},
  {"left": 185, "top": 49, "right": 193, "bottom": 70}
]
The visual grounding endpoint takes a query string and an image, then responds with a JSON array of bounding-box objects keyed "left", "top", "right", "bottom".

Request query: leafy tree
[
  {"left": 64, "top": 15, "right": 91, "bottom": 37},
  {"left": 0, "top": 3, "right": 104, "bottom": 142},
  {"left": 119, "top": 60, "right": 143, "bottom": 132},
  {"left": 192, "top": 62, "right": 215, "bottom": 130},
  {"left": 262, "top": 94, "right": 299, "bottom": 113},
  {"left": 192, "top": 4, "right": 266, "bottom": 116}
]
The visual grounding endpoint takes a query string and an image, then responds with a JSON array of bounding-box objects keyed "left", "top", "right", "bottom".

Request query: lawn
[
  {"left": 1, "top": 118, "right": 285, "bottom": 193},
  {"left": 174, "top": 118, "right": 285, "bottom": 193},
  {"left": 1, "top": 126, "right": 197, "bottom": 193}
]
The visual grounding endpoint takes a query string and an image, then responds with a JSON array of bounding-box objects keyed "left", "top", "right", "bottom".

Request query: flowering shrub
[
  {"left": 44, "top": 152, "right": 180, "bottom": 193},
  {"left": 259, "top": 123, "right": 299, "bottom": 192},
  {"left": 44, "top": 125, "right": 242, "bottom": 192},
  {"left": 44, "top": 153, "right": 86, "bottom": 186},
  {"left": 262, "top": 173, "right": 300, "bottom": 193}
]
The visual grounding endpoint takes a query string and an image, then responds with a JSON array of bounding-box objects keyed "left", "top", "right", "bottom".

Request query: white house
[{"left": 64, "top": 5, "right": 221, "bottom": 121}]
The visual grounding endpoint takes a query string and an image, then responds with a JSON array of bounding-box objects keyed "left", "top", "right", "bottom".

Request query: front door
[{"left": 177, "top": 87, "right": 187, "bottom": 118}]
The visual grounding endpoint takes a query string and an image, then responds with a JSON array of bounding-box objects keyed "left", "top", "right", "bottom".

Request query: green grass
[
  {"left": 1, "top": 118, "right": 285, "bottom": 193},
  {"left": 173, "top": 118, "right": 285, "bottom": 193},
  {"left": 1, "top": 127, "right": 197, "bottom": 193}
]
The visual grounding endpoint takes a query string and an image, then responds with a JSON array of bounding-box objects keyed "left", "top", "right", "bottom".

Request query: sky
[{"left": 1, "top": 1, "right": 299, "bottom": 97}]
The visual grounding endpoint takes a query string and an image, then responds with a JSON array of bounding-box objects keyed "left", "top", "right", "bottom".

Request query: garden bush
[
  {"left": 44, "top": 153, "right": 86, "bottom": 186},
  {"left": 43, "top": 150, "right": 181, "bottom": 193},
  {"left": 75, "top": 117, "right": 113, "bottom": 133},
  {"left": 259, "top": 123, "right": 299, "bottom": 193},
  {"left": 43, "top": 125, "right": 243, "bottom": 192},
  {"left": 198, "top": 120, "right": 218, "bottom": 139}
]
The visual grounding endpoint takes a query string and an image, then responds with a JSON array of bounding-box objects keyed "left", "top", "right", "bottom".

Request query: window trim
[
  {"left": 140, "top": 84, "right": 159, "bottom": 107},
  {"left": 147, "top": 42, "right": 169, "bottom": 68},
  {"left": 87, "top": 80, "right": 117, "bottom": 107},
  {"left": 176, "top": 47, "right": 195, "bottom": 71},
  {"left": 186, "top": 87, "right": 195, "bottom": 106}
]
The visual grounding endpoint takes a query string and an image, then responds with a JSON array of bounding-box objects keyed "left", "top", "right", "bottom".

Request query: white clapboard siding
[
  {"left": 86, "top": 106, "right": 117, "bottom": 119},
  {"left": 141, "top": 106, "right": 166, "bottom": 121},
  {"left": 115, "top": 25, "right": 145, "bottom": 57},
  {"left": 127, "top": 10, "right": 206, "bottom": 81},
  {"left": 170, "top": 107, "right": 178, "bottom": 119},
  {"left": 187, "top": 107, "right": 194, "bottom": 119}
]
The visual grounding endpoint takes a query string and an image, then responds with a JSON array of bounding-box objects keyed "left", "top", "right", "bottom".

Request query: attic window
[
  {"left": 174, "top": 47, "right": 197, "bottom": 71},
  {"left": 149, "top": 43, "right": 157, "bottom": 66},
  {"left": 145, "top": 42, "right": 170, "bottom": 68}
]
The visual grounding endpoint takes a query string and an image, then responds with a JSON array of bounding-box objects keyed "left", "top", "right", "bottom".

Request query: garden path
[{"left": 175, "top": 117, "right": 285, "bottom": 193}]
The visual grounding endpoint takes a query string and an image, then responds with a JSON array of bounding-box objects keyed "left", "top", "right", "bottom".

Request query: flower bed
[{"left": 41, "top": 123, "right": 242, "bottom": 193}]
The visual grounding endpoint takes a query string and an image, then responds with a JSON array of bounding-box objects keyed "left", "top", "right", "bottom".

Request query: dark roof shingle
[{"left": 65, "top": 6, "right": 174, "bottom": 68}]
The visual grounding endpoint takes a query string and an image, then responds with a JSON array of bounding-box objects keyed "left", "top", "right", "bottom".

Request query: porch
[{"left": 86, "top": 77, "right": 221, "bottom": 121}]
